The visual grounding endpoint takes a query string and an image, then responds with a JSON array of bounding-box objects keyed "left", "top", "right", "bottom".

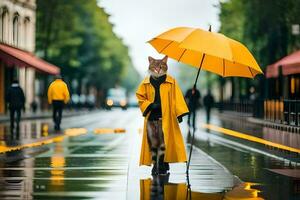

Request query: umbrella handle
[
  {"left": 186, "top": 53, "right": 206, "bottom": 174},
  {"left": 193, "top": 53, "right": 206, "bottom": 89}
]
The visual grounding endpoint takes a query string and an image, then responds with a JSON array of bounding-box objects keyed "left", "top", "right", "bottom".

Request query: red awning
[
  {"left": 266, "top": 50, "right": 300, "bottom": 78},
  {"left": 0, "top": 43, "right": 60, "bottom": 75}
]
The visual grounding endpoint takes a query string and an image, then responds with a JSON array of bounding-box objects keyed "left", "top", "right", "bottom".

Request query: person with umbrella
[{"left": 136, "top": 56, "right": 189, "bottom": 175}]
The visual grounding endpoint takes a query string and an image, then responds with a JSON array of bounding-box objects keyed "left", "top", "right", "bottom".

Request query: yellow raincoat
[
  {"left": 47, "top": 79, "right": 70, "bottom": 104},
  {"left": 136, "top": 74, "right": 189, "bottom": 166}
]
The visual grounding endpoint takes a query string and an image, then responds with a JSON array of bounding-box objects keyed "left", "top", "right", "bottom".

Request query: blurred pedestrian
[
  {"left": 5, "top": 79, "right": 25, "bottom": 137},
  {"left": 185, "top": 86, "right": 201, "bottom": 128},
  {"left": 47, "top": 75, "right": 70, "bottom": 131},
  {"left": 203, "top": 90, "right": 215, "bottom": 123},
  {"left": 31, "top": 99, "right": 38, "bottom": 113}
]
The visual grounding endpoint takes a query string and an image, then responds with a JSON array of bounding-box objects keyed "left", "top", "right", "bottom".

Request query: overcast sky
[{"left": 99, "top": 0, "right": 220, "bottom": 76}]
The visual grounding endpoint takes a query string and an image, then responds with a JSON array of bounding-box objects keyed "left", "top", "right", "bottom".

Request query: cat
[
  {"left": 148, "top": 56, "right": 168, "bottom": 78},
  {"left": 147, "top": 55, "right": 170, "bottom": 175}
]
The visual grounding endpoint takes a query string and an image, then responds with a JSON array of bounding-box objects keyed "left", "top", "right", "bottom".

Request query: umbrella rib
[
  {"left": 178, "top": 49, "right": 187, "bottom": 62},
  {"left": 248, "top": 66, "right": 254, "bottom": 77},
  {"left": 159, "top": 41, "right": 173, "bottom": 53}
]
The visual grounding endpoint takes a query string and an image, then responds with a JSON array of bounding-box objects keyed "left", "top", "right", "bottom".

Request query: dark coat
[
  {"left": 203, "top": 93, "right": 215, "bottom": 110},
  {"left": 185, "top": 88, "right": 201, "bottom": 110},
  {"left": 5, "top": 84, "right": 25, "bottom": 109}
]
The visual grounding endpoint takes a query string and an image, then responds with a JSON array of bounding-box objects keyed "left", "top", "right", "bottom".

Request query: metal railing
[
  {"left": 262, "top": 99, "right": 300, "bottom": 126},
  {"left": 264, "top": 99, "right": 284, "bottom": 123},
  {"left": 220, "top": 100, "right": 254, "bottom": 115}
]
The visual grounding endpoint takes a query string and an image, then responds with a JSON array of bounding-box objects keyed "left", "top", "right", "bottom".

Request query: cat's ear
[
  {"left": 162, "top": 56, "right": 168, "bottom": 63},
  {"left": 148, "top": 56, "right": 155, "bottom": 63}
]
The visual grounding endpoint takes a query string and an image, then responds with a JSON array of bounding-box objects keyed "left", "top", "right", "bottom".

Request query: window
[
  {"left": 24, "top": 17, "right": 30, "bottom": 49},
  {"left": 0, "top": 8, "right": 8, "bottom": 42},
  {"left": 13, "top": 14, "right": 19, "bottom": 45}
]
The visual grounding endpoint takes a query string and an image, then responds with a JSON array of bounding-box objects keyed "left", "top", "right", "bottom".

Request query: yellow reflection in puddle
[
  {"left": 225, "top": 182, "right": 263, "bottom": 200},
  {"left": 94, "top": 128, "right": 126, "bottom": 134},
  {"left": 42, "top": 123, "right": 49, "bottom": 137},
  {"left": 50, "top": 143, "right": 65, "bottom": 188},
  {"left": 140, "top": 179, "right": 263, "bottom": 200}
]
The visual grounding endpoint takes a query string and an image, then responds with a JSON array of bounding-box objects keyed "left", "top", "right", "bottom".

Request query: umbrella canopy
[{"left": 149, "top": 27, "right": 263, "bottom": 78}]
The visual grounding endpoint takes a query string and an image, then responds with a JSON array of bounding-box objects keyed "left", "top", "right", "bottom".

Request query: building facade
[
  {"left": 0, "top": 0, "right": 59, "bottom": 114},
  {"left": 0, "top": 0, "right": 36, "bottom": 113}
]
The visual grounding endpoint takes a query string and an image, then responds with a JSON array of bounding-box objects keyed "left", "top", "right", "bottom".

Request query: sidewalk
[{"left": 0, "top": 109, "right": 97, "bottom": 123}]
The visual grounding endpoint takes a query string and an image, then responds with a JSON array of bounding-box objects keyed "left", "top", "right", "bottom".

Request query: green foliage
[
  {"left": 220, "top": 0, "right": 299, "bottom": 67},
  {"left": 36, "top": 0, "right": 140, "bottom": 93},
  {"left": 219, "top": 0, "right": 300, "bottom": 99}
]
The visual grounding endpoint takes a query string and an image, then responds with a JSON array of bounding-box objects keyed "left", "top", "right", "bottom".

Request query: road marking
[
  {"left": 64, "top": 128, "right": 87, "bottom": 136},
  {"left": 94, "top": 128, "right": 126, "bottom": 134},
  {"left": 203, "top": 124, "right": 300, "bottom": 154},
  {"left": 0, "top": 128, "right": 87, "bottom": 154}
]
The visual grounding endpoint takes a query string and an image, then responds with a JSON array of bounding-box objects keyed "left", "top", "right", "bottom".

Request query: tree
[{"left": 36, "top": 0, "right": 140, "bottom": 106}]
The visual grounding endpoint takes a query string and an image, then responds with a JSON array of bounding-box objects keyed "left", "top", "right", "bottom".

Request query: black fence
[
  {"left": 283, "top": 100, "right": 300, "bottom": 126},
  {"left": 219, "top": 99, "right": 261, "bottom": 117}
]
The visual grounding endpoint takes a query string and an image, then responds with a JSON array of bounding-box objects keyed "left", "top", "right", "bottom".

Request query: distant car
[{"left": 106, "top": 88, "right": 127, "bottom": 110}]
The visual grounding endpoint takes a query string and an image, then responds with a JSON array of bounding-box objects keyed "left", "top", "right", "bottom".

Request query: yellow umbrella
[{"left": 149, "top": 26, "right": 263, "bottom": 78}]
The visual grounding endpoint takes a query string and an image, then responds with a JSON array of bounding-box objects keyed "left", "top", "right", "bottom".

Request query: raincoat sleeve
[
  {"left": 63, "top": 83, "right": 70, "bottom": 104},
  {"left": 174, "top": 80, "right": 189, "bottom": 122},
  {"left": 136, "top": 82, "right": 152, "bottom": 117},
  {"left": 47, "top": 83, "right": 53, "bottom": 104}
]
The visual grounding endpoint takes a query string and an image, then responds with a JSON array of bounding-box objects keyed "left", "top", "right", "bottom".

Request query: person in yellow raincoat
[
  {"left": 136, "top": 56, "right": 189, "bottom": 175},
  {"left": 47, "top": 75, "right": 70, "bottom": 131}
]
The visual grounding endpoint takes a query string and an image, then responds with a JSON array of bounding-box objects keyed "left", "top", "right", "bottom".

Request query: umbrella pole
[{"left": 186, "top": 53, "right": 206, "bottom": 174}]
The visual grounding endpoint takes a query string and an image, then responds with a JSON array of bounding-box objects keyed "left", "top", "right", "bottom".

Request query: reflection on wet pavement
[
  {"left": 0, "top": 119, "right": 87, "bottom": 154},
  {"left": 263, "top": 126, "right": 300, "bottom": 150},
  {"left": 140, "top": 177, "right": 263, "bottom": 200}
]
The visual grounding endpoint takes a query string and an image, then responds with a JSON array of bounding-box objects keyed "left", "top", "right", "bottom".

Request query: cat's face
[{"left": 148, "top": 56, "right": 168, "bottom": 78}]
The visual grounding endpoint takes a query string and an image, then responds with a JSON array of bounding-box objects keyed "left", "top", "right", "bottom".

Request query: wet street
[{"left": 0, "top": 108, "right": 299, "bottom": 199}]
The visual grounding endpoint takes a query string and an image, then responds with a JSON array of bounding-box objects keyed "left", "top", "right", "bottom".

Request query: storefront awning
[
  {"left": 0, "top": 43, "right": 60, "bottom": 75},
  {"left": 266, "top": 50, "right": 300, "bottom": 78}
]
